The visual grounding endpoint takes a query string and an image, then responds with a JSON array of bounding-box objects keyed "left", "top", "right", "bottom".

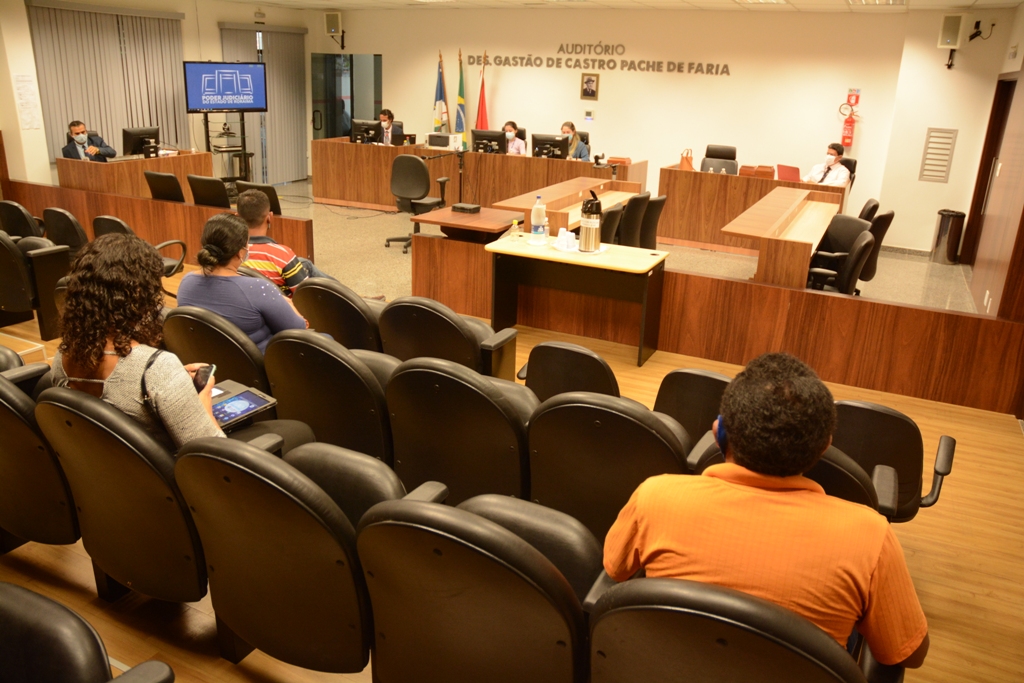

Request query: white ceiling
[{"left": 232, "top": 0, "right": 1021, "bottom": 12}]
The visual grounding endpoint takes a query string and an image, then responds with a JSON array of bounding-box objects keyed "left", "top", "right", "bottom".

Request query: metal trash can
[{"left": 932, "top": 209, "right": 965, "bottom": 265}]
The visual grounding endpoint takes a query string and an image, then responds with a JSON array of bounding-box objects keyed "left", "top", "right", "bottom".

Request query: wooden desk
[
  {"left": 413, "top": 206, "right": 525, "bottom": 243},
  {"left": 56, "top": 152, "right": 214, "bottom": 203},
  {"left": 722, "top": 187, "right": 838, "bottom": 289},
  {"left": 493, "top": 177, "right": 641, "bottom": 232},
  {"left": 311, "top": 139, "right": 460, "bottom": 210},
  {"left": 487, "top": 232, "right": 668, "bottom": 365},
  {"left": 657, "top": 166, "right": 844, "bottom": 249}
]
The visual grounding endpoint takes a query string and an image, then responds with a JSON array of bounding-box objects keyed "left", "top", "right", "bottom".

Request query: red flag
[{"left": 476, "top": 57, "right": 489, "bottom": 131}]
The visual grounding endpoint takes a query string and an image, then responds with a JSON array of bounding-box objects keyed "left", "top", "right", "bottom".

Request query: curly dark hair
[
  {"left": 197, "top": 213, "right": 248, "bottom": 271},
  {"left": 59, "top": 233, "right": 164, "bottom": 373},
  {"left": 719, "top": 353, "right": 836, "bottom": 477}
]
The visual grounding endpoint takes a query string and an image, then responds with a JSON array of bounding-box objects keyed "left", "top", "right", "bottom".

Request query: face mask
[
  {"left": 826, "top": 155, "right": 837, "bottom": 166},
  {"left": 382, "top": 121, "right": 391, "bottom": 130},
  {"left": 505, "top": 131, "right": 515, "bottom": 140},
  {"left": 73, "top": 133, "right": 87, "bottom": 144}
]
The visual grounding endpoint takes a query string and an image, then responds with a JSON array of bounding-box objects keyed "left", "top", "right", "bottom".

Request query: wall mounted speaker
[
  {"left": 938, "top": 14, "right": 966, "bottom": 50},
  {"left": 325, "top": 12, "right": 342, "bottom": 36}
]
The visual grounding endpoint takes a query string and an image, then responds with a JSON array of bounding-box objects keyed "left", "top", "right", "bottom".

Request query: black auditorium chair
[
  {"left": 0, "top": 582, "right": 175, "bottom": 683},
  {"left": 173, "top": 438, "right": 447, "bottom": 671},
  {"left": 187, "top": 174, "right": 232, "bottom": 209},
  {"left": 0, "top": 232, "right": 69, "bottom": 341},
  {"left": 0, "top": 367, "right": 80, "bottom": 555},
  {"left": 528, "top": 392, "right": 691, "bottom": 540},
  {"left": 589, "top": 578, "right": 901, "bottom": 683},
  {"left": 92, "top": 216, "right": 186, "bottom": 282},
  {"left": 386, "top": 154, "right": 449, "bottom": 254},
  {"left": 638, "top": 194, "right": 667, "bottom": 250},
  {"left": 516, "top": 341, "right": 619, "bottom": 403},
  {"left": 292, "top": 277, "right": 385, "bottom": 352},
  {"left": 0, "top": 200, "right": 44, "bottom": 238},
  {"left": 615, "top": 192, "right": 650, "bottom": 247},
  {"left": 386, "top": 357, "right": 538, "bottom": 505},
  {"left": 264, "top": 330, "right": 398, "bottom": 462},
  {"left": 840, "top": 157, "right": 857, "bottom": 188},
  {"left": 356, "top": 495, "right": 603, "bottom": 683},
  {"left": 162, "top": 307, "right": 271, "bottom": 395},
  {"left": 379, "top": 296, "right": 517, "bottom": 380},
  {"left": 808, "top": 231, "right": 874, "bottom": 295},
  {"left": 699, "top": 144, "right": 739, "bottom": 175},
  {"left": 859, "top": 210, "right": 895, "bottom": 287},
  {"left": 0, "top": 344, "right": 23, "bottom": 372},
  {"left": 833, "top": 400, "right": 955, "bottom": 523},
  {"left": 41, "top": 208, "right": 89, "bottom": 261},
  {"left": 34, "top": 387, "right": 209, "bottom": 603},
  {"left": 235, "top": 181, "right": 283, "bottom": 215},
  {"left": 144, "top": 170, "right": 186, "bottom": 203},
  {"left": 858, "top": 199, "right": 880, "bottom": 222},
  {"left": 653, "top": 368, "right": 732, "bottom": 449},
  {"left": 600, "top": 204, "right": 623, "bottom": 245}
]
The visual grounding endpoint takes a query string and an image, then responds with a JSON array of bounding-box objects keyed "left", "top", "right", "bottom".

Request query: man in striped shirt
[{"left": 237, "top": 189, "right": 334, "bottom": 296}]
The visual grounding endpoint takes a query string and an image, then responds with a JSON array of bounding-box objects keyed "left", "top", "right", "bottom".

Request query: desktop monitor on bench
[
  {"left": 532, "top": 134, "right": 570, "bottom": 159},
  {"left": 351, "top": 119, "right": 378, "bottom": 143},
  {"left": 123, "top": 127, "right": 160, "bottom": 157},
  {"left": 472, "top": 129, "right": 506, "bottom": 154}
]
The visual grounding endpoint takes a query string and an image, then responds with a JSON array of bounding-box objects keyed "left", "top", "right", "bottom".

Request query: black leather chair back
[
  {"left": 0, "top": 201, "right": 43, "bottom": 238},
  {"left": 0, "top": 375, "right": 79, "bottom": 546},
  {"left": 616, "top": 192, "right": 650, "bottom": 247},
  {"left": 144, "top": 170, "right": 185, "bottom": 203},
  {"left": 528, "top": 392, "right": 690, "bottom": 540},
  {"left": 525, "top": 341, "right": 619, "bottom": 403},
  {"left": 236, "top": 181, "right": 283, "bottom": 215},
  {"left": 379, "top": 296, "right": 485, "bottom": 372},
  {"left": 705, "top": 144, "right": 737, "bottom": 160},
  {"left": 653, "top": 368, "right": 731, "bottom": 446},
  {"left": 638, "top": 195, "right": 666, "bottom": 250},
  {"left": 860, "top": 210, "right": 894, "bottom": 282},
  {"left": 34, "top": 387, "right": 207, "bottom": 602},
  {"left": 0, "top": 232, "right": 34, "bottom": 312},
  {"left": 858, "top": 199, "right": 879, "bottom": 222},
  {"left": 186, "top": 174, "right": 232, "bottom": 209},
  {"left": 600, "top": 204, "right": 623, "bottom": 244},
  {"left": 833, "top": 400, "right": 925, "bottom": 522},
  {"left": 590, "top": 579, "right": 870, "bottom": 683},
  {"left": 175, "top": 439, "right": 372, "bottom": 673},
  {"left": 356, "top": 499, "right": 589, "bottom": 683},
  {"left": 577, "top": 131, "right": 590, "bottom": 145},
  {"left": 834, "top": 231, "right": 874, "bottom": 295},
  {"left": 390, "top": 155, "right": 431, "bottom": 212},
  {"left": 816, "top": 214, "right": 870, "bottom": 255},
  {"left": 162, "top": 306, "right": 270, "bottom": 393},
  {"left": 265, "top": 330, "right": 396, "bottom": 462},
  {"left": 41, "top": 208, "right": 88, "bottom": 260},
  {"left": 700, "top": 145, "right": 739, "bottom": 175},
  {"left": 840, "top": 157, "right": 857, "bottom": 177},
  {"left": 53, "top": 276, "right": 68, "bottom": 317},
  {"left": 804, "top": 445, "right": 879, "bottom": 511},
  {"left": 387, "top": 357, "right": 538, "bottom": 505},
  {"left": 0, "top": 345, "right": 23, "bottom": 371},
  {"left": 293, "top": 278, "right": 383, "bottom": 351},
  {"left": 92, "top": 215, "right": 133, "bottom": 237}
]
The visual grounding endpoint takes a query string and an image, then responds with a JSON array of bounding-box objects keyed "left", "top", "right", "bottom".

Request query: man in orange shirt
[{"left": 604, "top": 353, "right": 929, "bottom": 668}]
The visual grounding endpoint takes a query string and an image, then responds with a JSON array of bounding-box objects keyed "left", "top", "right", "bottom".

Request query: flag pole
[{"left": 439, "top": 50, "right": 452, "bottom": 134}]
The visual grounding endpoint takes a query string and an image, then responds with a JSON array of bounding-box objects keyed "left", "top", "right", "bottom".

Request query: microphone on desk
[{"left": 593, "top": 154, "right": 606, "bottom": 167}]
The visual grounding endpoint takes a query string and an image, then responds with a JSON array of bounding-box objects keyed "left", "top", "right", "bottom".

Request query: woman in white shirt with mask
[
  {"left": 802, "top": 142, "right": 850, "bottom": 187},
  {"left": 503, "top": 121, "right": 526, "bottom": 155}
]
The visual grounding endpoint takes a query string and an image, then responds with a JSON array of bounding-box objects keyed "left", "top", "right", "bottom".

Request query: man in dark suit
[
  {"left": 61, "top": 120, "right": 116, "bottom": 162},
  {"left": 369, "top": 109, "right": 404, "bottom": 146}
]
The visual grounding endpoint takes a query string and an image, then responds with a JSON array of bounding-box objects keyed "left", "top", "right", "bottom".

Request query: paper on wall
[{"left": 13, "top": 75, "right": 42, "bottom": 130}]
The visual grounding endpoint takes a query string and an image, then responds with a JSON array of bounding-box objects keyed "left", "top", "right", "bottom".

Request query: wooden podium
[{"left": 56, "top": 152, "right": 214, "bottom": 203}]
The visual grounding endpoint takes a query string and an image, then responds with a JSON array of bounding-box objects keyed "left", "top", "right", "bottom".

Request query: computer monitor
[
  {"left": 123, "top": 127, "right": 160, "bottom": 157},
  {"left": 351, "top": 119, "right": 378, "bottom": 143},
  {"left": 472, "top": 129, "right": 506, "bottom": 154},
  {"left": 532, "top": 134, "right": 570, "bottom": 159}
]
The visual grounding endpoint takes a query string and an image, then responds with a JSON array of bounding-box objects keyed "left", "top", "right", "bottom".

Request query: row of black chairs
[
  {"left": 598, "top": 191, "right": 666, "bottom": 250},
  {"left": 807, "top": 198, "right": 894, "bottom": 295},
  {"left": 143, "top": 172, "right": 283, "bottom": 215}
]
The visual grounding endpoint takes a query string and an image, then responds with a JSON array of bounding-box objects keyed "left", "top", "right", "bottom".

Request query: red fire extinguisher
[{"left": 842, "top": 116, "right": 855, "bottom": 148}]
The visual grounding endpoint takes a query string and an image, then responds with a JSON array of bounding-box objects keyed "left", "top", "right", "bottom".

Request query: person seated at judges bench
[
  {"left": 237, "top": 189, "right": 336, "bottom": 296},
  {"left": 61, "top": 120, "right": 116, "bottom": 162},
  {"left": 372, "top": 108, "right": 403, "bottom": 146},
  {"left": 504, "top": 121, "right": 526, "bottom": 155},
  {"left": 802, "top": 142, "right": 850, "bottom": 187},
  {"left": 561, "top": 121, "right": 590, "bottom": 161},
  {"left": 603, "top": 352, "right": 929, "bottom": 669},
  {"left": 177, "top": 213, "right": 309, "bottom": 353}
]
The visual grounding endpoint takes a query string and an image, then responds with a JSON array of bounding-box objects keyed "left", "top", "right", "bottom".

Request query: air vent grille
[{"left": 919, "top": 127, "right": 958, "bottom": 183}]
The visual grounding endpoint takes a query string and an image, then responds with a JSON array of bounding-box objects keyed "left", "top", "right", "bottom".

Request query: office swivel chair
[
  {"left": 0, "top": 200, "right": 44, "bottom": 238},
  {"left": 638, "top": 195, "right": 667, "bottom": 250},
  {"left": 840, "top": 157, "right": 857, "bottom": 189},
  {"left": 41, "top": 208, "right": 88, "bottom": 261},
  {"left": 516, "top": 341, "right": 619, "bottom": 403},
  {"left": 143, "top": 171, "right": 185, "bottom": 203},
  {"left": 808, "top": 231, "right": 874, "bottom": 295},
  {"left": 186, "top": 174, "right": 232, "bottom": 209},
  {"left": 236, "top": 180, "right": 283, "bottom": 215},
  {"left": 600, "top": 204, "right": 623, "bottom": 244},
  {"left": 292, "top": 277, "right": 385, "bottom": 352},
  {"left": 699, "top": 145, "right": 739, "bottom": 175},
  {"left": 0, "top": 232, "right": 69, "bottom": 341},
  {"left": 859, "top": 210, "right": 894, "bottom": 286},
  {"left": 91, "top": 216, "right": 187, "bottom": 285},
  {"left": 858, "top": 199, "right": 880, "bottom": 222},
  {"left": 386, "top": 154, "right": 449, "bottom": 254},
  {"left": 616, "top": 192, "right": 650, "bottom": 247}
]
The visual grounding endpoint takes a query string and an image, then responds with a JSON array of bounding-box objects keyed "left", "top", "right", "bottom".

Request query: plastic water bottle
[
  {"left": 720, "top": 167, "right": 727, "bottom": 174},
  {"left": 530, "top": 196, "right": 546, "bottom": 244}
]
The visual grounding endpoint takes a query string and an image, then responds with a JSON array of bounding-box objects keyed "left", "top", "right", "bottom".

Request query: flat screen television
[{"left": 184, "top": 62, "right": 268, "bottom": 113}]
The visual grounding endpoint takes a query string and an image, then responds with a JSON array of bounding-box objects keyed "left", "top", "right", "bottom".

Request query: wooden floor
[{"left": 1, "top": 268, "right": 1022, "bottom": 683}]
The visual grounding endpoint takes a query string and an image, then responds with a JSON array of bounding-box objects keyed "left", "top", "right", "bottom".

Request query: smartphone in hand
[{"left": 193, "top": 364, "right": 216, "bottom": 392}]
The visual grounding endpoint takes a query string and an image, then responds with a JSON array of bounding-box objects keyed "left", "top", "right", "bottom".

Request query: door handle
[{"left": 313, "top": 110, "right": 323, "bottom": 131}]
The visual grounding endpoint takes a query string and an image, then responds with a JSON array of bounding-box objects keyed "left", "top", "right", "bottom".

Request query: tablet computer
[{"left": 210, "top": 380, "right": 276, "bottom": 429}]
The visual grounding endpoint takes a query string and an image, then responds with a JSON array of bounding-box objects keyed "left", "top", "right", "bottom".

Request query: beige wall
[{"left": 0, "top": 0, "right": 51, "bottom": 184}]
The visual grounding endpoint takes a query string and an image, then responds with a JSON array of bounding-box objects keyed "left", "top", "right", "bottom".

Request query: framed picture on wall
[{"left": 581, "top": 73, "right": 599, "bottom": 101}]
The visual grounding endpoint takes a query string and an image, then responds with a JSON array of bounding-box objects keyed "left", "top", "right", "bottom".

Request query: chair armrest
[
  {"left": 27, "top": 245, "right": 71, "bottom": 341},
  {"left": 403, "top": 481, "right": 449, "bottom": 503},
  {"left": 154, "top": 239, "right": 187, "bottom": 273},
  {"left": 582, "top": 571, "right": 618, "bottom": 614},
  {"left": 921, "top": 435, "right": 955, "bottom": 508},
  {"left": 481, "top": 327, "right": 518, "bottom": 381},
  {"left": 111, "top": 660, "right": 176, "bottom": 683},
  {"left": 871, "top": 465, "right": 898, "bottom": 519},
  {"left": 861, "top": 643, "right": 905, "bottom": 683},
  {"left": 686, "top": 430, "right": 723, "bottom": 473},
  {"left": 247, "top": 433, "right": 284, "bottom": 456},
  {"left": 807, "top": 267, "right": 837, "bottom": 290},
  {"left": 516, "top": 362, "right": 529, "bottom": 381},
  {"left": 1, "top": 363, "right": 51, "bottom": 396},
  {"left": 437, "top": 176, "right": 450, "bottom": 206}
]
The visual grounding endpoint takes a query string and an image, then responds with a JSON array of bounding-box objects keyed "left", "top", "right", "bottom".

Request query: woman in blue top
[
  {"left": 177, "top": 213, "right": 308, "bottom": 352},
  {"left": 561, "top": 121, "right": 590, "bottom": 162}
]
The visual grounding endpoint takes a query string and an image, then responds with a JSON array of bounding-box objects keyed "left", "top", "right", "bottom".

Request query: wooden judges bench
[
  {"left": 56, "top": 152, "right": 214, "bottom": 204},
  {"left": 310, "top": 138, "right": 647, "bottom": 211}
]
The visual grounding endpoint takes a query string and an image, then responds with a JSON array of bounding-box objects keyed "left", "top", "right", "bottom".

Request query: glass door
[{"left": 311, "top": 53, "right": 352, "bottom": 140}]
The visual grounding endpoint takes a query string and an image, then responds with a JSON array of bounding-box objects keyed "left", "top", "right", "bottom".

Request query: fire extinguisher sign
[{"left": 842, "top": 88, "right": 860, "bottom": 148}]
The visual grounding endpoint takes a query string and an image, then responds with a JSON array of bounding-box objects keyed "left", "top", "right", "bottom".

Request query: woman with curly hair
[{"left": 52, "top": 233, "right": 224, "bottom": 451}]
